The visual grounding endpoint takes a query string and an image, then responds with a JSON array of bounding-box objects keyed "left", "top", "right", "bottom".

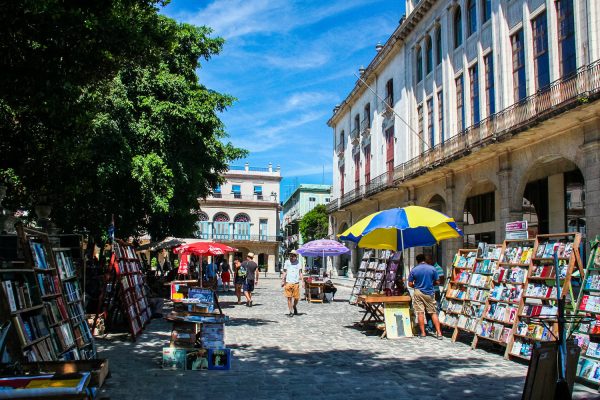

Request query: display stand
[
  {"left": 505, "top": 233, "right": 582, "bottom": 360},
  {"left": 572, "top": 235, "right": 600, "bottom": 388},
  {"left": 349, "top": 250, "right": 392, "bottom": 305},
  {"left": 471, "top": 240, "right": 532, "bottom": 349},
  {"left": 53, "top": 247, "right": 96, "bottom": 359},
  {"left": 439, "top": 249, "right": 477, "bottom": 336},
  {"left": 94, "top": 241, "right": 151, "bottom": 340}
]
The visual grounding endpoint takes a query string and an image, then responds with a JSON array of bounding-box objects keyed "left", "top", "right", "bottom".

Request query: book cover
[
  {"left": 535, "top": 243, "right": 546, "bottom": 258},
  {"left": 163, "top": 347, "right": 187, "bottom": 370},
  {"left": 208, "top": 348, "right": 231, "bottom": 370},
  {"left": 2, "top": 280, "right": 17, "bottom": 312}
]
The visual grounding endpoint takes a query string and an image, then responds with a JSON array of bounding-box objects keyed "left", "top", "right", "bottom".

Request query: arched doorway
[
  {"left": 519, "top": 157, "right": 585, "bottom": 239},
  {"left": 337, "top": 222, "right": 351, "bottom": 276},
  {"left": 462, "top": 180, "right": 497, "bottom": 248}
]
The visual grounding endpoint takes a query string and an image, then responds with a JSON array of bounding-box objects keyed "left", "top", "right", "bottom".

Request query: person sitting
[{"left": 323, "top": 280, "right": 337, "bottom": 301}]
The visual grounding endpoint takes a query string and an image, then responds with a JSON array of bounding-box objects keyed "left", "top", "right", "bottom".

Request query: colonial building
[
  {"left": 196, "top": 163, "right": 282, "bottom": 272},
  {"left": 282, "top": 184, "right": 332, "bottom": 252},
  {"left": 328, "top": 0, "right": 600, "bottom": 276}
]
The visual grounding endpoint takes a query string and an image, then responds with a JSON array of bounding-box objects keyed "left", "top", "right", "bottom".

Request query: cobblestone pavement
[{"left": 97, "top": 278, "right": 599, "bottom": 400}]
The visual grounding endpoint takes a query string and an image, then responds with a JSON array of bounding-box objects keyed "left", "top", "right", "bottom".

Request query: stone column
[
  {"left": 580, "top": 118, "right": 600, "bottom": 241},
  {"left": 268, "top": 253, "right": 276, "bottom": 273},
  {"left": 444, "top": 172, "right": 461, "bottom": 269},
  {"left": 497, "top": 151, "right": 523, "bottom": 242}
]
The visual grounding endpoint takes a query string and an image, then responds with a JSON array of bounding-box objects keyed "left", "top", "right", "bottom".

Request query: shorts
[
  {"left": 243, "top": 280, "right": 255, "bottom": 292},
  {"left": 221, "top": 271, "right": 231, "bottom": 283},
  {"left": 284, "top": 283, "right": 300, "bottom": 299},
  {"left": 412, "top": 289, "right": 437, "bottom": 314},
  {"left": 234, "top": 275, "right": 245, "bottom": 285}
]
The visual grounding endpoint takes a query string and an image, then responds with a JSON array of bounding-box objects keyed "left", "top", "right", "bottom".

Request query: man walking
[
  {"left": 242, "top": 252, "right": 259, "bottom": 307},
  {"left": 408, "top": 253, "right": 443, "bottom": 339},
  {"left": 281, "top": 250, "right": 303, "bottom": 317}
]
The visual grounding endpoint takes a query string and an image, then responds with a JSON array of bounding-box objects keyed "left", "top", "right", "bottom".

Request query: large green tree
[
  {"left": 0, "top": 1, "right": 245, "bottom": 240},
  {"left": 299, "top": 205, "right": 329, "bottom": 243}
]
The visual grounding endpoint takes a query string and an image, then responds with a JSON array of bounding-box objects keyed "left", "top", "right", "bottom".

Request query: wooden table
[
  {"left": 357, "top": 295, "right": 412, "bottom": 338},
  {"left": 303, "top": 279, "right": 325, "bottom": 303}
]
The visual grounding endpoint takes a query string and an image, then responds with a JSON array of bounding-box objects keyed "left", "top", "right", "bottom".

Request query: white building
[
  {"left": 281, "top": 184, "right": 332, "bottom": 251},
  {"left": 328, "top": 0, "right": 600, "bottom": 275},
  {"left": 196, "top": 163, "right": 282, "bottom": 272}
]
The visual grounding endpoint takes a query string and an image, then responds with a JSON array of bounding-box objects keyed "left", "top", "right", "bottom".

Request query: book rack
[
  {"left": 95, "top": 241, "right": 151, "bottom": 340},
  {"left": 505, "top": 232, "right": 582, "bottom": 361},
  {"left": 572, "top": 235, "right": 600, "bottom": 387},
  {"left": 439, "top": 249, "right": 477, "bottom": 336},
  {"left": 472, "top": 240, "right": 532, "bottom": 350},
  {"left": 349, "top": 250, "right": 394, "bottom": 305},
  {"left": 0, "top": 224, "right": 83, "bottom": 362},
  {"left": 53, "top": 247, "right": 96, "bottom": 359}
]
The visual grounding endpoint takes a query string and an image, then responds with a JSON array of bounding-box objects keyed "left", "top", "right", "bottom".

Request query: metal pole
[{"left": 554, "top": 252, "right": 570, "bottom": 399}]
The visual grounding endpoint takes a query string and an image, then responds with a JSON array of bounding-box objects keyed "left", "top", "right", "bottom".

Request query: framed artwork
[{"left": 384, "top": 302, "right": 413, "bottom": 338}]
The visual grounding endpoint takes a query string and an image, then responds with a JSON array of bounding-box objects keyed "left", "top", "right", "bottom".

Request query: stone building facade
[
  {"left": 197, "top": 163, "right": 282, "bottom": 272},
  {"left": 327, "top": 0, "right": 600, "bottom": 276}
]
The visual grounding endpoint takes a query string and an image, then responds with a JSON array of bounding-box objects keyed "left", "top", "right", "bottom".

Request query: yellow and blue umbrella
[{"left": 338, "top": 205, "right": 462, "bottom": 251}]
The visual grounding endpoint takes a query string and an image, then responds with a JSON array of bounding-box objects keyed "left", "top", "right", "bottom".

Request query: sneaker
[
  {"left": 293, "top": 306, "right": 298, "bottom": 315},
  {"left": 435, "top": 334, "right": 444, "bottom": 340},
  {"left": 288, "top": 312, "right": 294, "bottom": 317},
  {"left": 249, "top": 301, "right": 253, "bottom": 307},
  {"left": 418, "top": 334, "right": 426, "bottom": 339}
]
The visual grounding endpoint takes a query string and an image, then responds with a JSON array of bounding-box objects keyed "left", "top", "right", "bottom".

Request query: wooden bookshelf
[
  {"left": 504, "top": 232, "right": 582, "bottom": 360},
  {"left": 571, "top": 235, "right": 600, "bottom": 388},
  {"left": 53, "top": 247, "right": 96, "bottom": 359},
  {"left": 95, "top": 241, "right": 151, "bottom": 340},
  {"left": 439, "top": 249, "right": 477, "bottom": 337},
  {"left": 471, "top": 240, "right": 532, "bottom": 350}
]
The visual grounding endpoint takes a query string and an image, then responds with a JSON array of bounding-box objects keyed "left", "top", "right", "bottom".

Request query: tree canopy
[
  {"left": 0, "top": 1, "right": 246, "bottom": 240},
  {"left": 299, "top": 205, "right": 329, "bottom": 243}
]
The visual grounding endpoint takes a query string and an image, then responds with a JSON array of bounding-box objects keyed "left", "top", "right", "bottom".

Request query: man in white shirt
[{"left": 281, "top": 250, "right": 303, "bottom": 317}]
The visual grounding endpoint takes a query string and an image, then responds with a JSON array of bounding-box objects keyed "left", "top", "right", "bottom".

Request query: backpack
[{"left": 238, "top": 264, "right": 247, "bottom": 278}]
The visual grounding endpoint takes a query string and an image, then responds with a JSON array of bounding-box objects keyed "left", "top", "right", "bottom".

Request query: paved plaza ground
[{"left": 96, "top": 278, "right": 599, "bottom": 400}]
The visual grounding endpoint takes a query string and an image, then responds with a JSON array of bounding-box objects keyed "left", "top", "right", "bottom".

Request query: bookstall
[
  {"left": 0, "top": 224, "right": 97, "bottom": 363},
  {"left": 163, "top": 284, "right": 231, "bottom": 370},
  {"left": 572, "top": 235, "right": 600, "bottom": 387},
  {"left": 349, "top": 250, "right": 395, "bottom": 305},
  {"left": 439, "top": 249, "right": 477, "bottom": 336},
  {"left": 93, "top": 241, "right": 151, "bottom": 340},
  {"left": 472, "top": 240, "right": 533, "bottom": 349},
  {"left": 505, "top": 232, "right": 582, "bottom": 360}
]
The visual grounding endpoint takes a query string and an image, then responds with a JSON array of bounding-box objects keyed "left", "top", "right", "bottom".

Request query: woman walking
[{"left": 233, "top": 258, "right": 245, "bottom": 304}]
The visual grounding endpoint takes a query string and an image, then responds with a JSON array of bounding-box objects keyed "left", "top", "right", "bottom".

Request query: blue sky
[{"left": 161, "top": 0, "right": 404, "bottom": 202}]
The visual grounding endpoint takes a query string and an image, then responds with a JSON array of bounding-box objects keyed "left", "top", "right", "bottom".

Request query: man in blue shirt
[{"left": 408, "top": 253, "right": 443, "bottom": 339}]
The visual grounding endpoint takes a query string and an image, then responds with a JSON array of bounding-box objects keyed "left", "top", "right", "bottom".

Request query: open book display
[{"left": 349, "top": 250, "right": 396, "bottom": 305}]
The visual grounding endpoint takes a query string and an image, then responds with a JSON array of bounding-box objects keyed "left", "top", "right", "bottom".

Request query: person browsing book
[
  {"left": 281, "top": 250, "right": 303, "bottom": 317},
  {"left": 233, "top": 258, "right": 244, "bottom": 304},
  {"left": 242, "top": 253, "right": 259, "bottom": 307},
  {"left": 408, "top": 254, "right": 443, "bottom": 340}
]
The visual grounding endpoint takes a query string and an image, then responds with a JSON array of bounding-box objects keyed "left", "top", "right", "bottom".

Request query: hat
[
  {"left": 247, "top": 252, "right": 255, "bottom": 259},
  {"left": 290, "top": 250, "right": 298, "bottom": 256}
]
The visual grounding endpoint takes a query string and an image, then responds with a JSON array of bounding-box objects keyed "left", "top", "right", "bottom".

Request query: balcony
[
  {"left": 206, "top": 193, "right": 276, "bottom": 202},
  {"left": 360, "top": 118, "right": 371, "bottom": 137},
  {"left": 340, "top": 186, "right": 364, "bottom": 208},
  {"left": 194, "top": 231, "right": 282, "bottom": 242},
  {"left": 365, "top": 171, "right": 394, "bottom": 197},
  {"left": 336, "top": 141, "right": 345, "bottom": 157},
  {"left": 326, "top": 198, "right": 338, "bottom": 213},
  {"left": 350, "top": 127, "right": 360, "bottom": 144},
  {"left": 380, "top": 95, "right": 393, "bottom": 118},
  {"left": 394, "top": 60, "right": 600, "bottom": 184}
]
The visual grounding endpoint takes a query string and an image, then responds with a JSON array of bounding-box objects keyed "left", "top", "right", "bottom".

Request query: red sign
[{"left": 506, "top": 221, "right": 528, "bottom": 232}]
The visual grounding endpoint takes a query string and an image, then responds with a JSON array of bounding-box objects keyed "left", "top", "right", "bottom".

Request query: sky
[{"left": 161, "top": 0, "right": 405, "bottom": 203}]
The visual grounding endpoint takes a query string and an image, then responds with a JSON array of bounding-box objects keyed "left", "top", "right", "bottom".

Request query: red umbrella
[{"left": 173, "top": 241, "right": 237, "bottom": 256}]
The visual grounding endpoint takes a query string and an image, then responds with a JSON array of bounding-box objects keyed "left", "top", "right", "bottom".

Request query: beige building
[
  {"left": 196, "top": 163, "right": 282, "bottom": 272},
  {"left": 328, "top": 0, "right": 600, "bottom": 276}
]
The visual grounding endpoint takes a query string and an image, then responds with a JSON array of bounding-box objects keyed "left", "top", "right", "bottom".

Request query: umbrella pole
[{"left": 400, "top": 228, "right": 406, "bottom": 280}]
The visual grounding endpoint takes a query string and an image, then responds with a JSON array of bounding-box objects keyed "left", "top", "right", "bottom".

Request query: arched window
[
  {"left": 467, "top": 0, "right": 477, "bottom": 36},
  {"left": 482, "top": 0, "right": 491, "bottom": 23},
  {"left": 339, "top": 130, "right": 345, "bottom": 147},
  {"left": 416, "top": 46, "right": 423, "bottom": 82},
  {"left": 425, "top": 35, "right": 433, "bottom": 74},
  {"left": 435, "top": 27, "right": 442, "bottom": 66},
  {"left": 234, "top": 213, "right": 251, "bottom": 222},
  {"left": 213, "top": 212, "right": 229, "bottom": 222},
  {"left": 363, "top": 103, "right": 370, "bottom": 128},
  {"left": 386, "top": 79, "right": 394, "bottom": 105},
  {"left": 454, "top": 7, "right": 463, "bottom": 48},
  {"left": 198, "top": 212, "right": 209, "bottom": 221}
]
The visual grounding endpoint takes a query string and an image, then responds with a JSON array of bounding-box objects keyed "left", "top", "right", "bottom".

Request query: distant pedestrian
[
  {"left": 242, "top": 253, "right": 259, "bottom": 307},
  {"left": 408, "top": 253, "right": 443, "bottom": 339},
  {"left": 204, "top": 259, "right": 218, "bottom": 289},
  {"left": 233, "top": 258, "right": 244, "bottom": 304},
  {"left": 220, "top": 258, "right": 231, "bottom": 291},
  {"left": 281, "top": 250, "right": 303, "bottom": 317}
]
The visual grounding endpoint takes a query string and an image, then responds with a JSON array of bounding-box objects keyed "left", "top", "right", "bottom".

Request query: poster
[{"left": 384, "top": 302, "right": 413, "bottom": 338}]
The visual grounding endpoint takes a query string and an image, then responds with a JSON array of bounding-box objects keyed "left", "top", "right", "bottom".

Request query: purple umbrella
[{"left": 296, "top": 239, "right": 350, "bottom": 257}]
